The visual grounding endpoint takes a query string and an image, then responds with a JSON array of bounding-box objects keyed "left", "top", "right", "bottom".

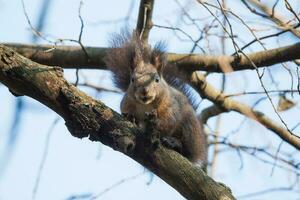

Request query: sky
[{"left": 0, "top": 0, "right": 300, "bottom": 200}]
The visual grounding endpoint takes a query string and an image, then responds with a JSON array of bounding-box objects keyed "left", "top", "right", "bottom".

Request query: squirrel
[{"left": 104, "top": 31, "right": 207, "bottom": 167}]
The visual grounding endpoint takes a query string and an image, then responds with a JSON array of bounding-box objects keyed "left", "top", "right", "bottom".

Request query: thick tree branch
[
  {"left": 190, "top": 72, "right": 300, "bottom": 150},
  {"left": 0, "top": 44, "right": 235, "bottom": 200},
  {"left": 5, "top": 43, "right": 107, "bottom": 69},
  {"left": 168, "top": 42, "right": 300, "bottom": 72},
  {"left": 136, "top": 0, "right": 155, "bottom": 45},
  {"left": 5, "top": 42, "right": 300, "bottom": 73}
]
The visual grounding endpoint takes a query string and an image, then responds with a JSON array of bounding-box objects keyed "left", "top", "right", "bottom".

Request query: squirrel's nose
[{"left": 141, "top": 88, "right": 147, "bottom": 95}]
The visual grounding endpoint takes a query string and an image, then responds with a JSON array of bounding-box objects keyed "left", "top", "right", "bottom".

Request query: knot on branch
[
  {"left": 0, "top": 46, "right": 15, "bottom": 66},
  {"left": 231, "top": 53, "right": 242, "bottom": 68},
  {"left": 110, "top": 129, "right": 136, "bottom": 154},
  {"left": 217, "top": 56, "right": 233, "bottom": 73}
]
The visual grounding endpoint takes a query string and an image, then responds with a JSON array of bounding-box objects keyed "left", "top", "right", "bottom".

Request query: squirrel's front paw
[
  {"left": 145, "top": 109, "right": 157, "bottom": 120},
  {"left": 145, "top": 109, "right": 158, "bottom": 128},
  {"left": 161, "top": 136, "right": 182, "bottom": 153}
]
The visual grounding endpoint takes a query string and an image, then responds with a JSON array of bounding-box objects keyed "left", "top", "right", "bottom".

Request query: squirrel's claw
[
  {"left": 145, "top": 109, "right": 157, "bottom": 119},
  {"left": 144, "top": 109, "right": 160, "bottom": 150},
  {"left": 145, "top": 109, "right": 158, "bottom": 127},
  {"left": 144, "top": 110, "right": 158, "bottom": 134}
]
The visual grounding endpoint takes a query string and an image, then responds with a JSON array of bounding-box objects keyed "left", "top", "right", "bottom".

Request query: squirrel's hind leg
[
  {"left": 181, "top": 113, "right": 208, "bottom": 171},
  {"left": 161, "top": 136, "right": 182, "bottom": 154}
]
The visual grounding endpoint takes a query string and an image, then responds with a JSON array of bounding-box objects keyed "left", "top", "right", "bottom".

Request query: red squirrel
[{"left": 105, "top": 31, "right": 207, "bottom": 167}]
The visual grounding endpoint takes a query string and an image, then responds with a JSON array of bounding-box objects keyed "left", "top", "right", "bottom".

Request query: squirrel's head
[
  {"left": 128, "top": 43, "right": 167, "bottom": 105},
  {"left": 105, "top": 30, "right": 168, "bottom": 95}
]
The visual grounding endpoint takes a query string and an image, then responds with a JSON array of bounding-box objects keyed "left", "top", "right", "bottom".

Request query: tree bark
[{"left": 0, "top": 44, "right": 236, "bottom": 200}]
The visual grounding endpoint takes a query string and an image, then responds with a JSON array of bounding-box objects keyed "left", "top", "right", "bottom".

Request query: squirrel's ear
[
  {"left": 151, "top": 52, "right": 166, "bottom": 73},
  {"left": 152, "top": 55, "right": 163, "bottom": 72}
]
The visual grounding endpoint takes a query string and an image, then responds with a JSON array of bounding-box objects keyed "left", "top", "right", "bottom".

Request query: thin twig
[{"left": 32, "top": 117, "right": 60, "bottom": 200}]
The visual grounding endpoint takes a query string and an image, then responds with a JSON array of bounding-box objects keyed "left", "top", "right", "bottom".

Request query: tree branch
[
  {"left": 189, "top": 72, "right": 300, "bottom": 150},
  {"left": 244, "top": 0, "right": 300, "bottom": 38},
  {"left": 136, "top": 0, "right": 155, "bottom": 45},
  {"left": 5, "top": 42, "right": 300, "bottom": 73},
  {"left": 4, "top": 43, "right": 107, "bottom": 69},
  {"left": 0, "top": 44, "right": 236, "bottom": 200}
]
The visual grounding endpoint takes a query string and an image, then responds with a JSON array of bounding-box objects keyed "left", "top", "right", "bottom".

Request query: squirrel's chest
[
  {"left": 120, "top": 95, "right": 178, "bottom": 133},
  {"left": 133, "top": 104, "right": 177, "bottom": 134}
]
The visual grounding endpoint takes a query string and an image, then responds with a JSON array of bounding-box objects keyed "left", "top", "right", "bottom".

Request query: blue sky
[{"left": 0, "top": 0, "right": 300, "bottom": 199}]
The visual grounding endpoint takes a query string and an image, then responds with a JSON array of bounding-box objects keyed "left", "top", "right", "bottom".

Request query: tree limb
[
  {"left": 0, "top": 44, "right": 236, "bottom": 200},
  {"left": 5, "top": 42, "right": 300, "bottom": 73},
  {"left": 244, "top": 0, "right": 300, "bottom": 38},
  {"left": 190, "top": 72, "right": 300, "bottom": 150},
  {"left": 136, "top": 0, "right": 155, "bottom": 45}
]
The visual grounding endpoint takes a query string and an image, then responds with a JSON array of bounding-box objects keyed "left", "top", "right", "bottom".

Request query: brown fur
[{"left": 105, "top": 31, "right": 207, "bottom": 164}]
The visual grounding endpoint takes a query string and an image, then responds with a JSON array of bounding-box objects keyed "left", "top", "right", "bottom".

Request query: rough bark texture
[{"left": 0, "top": 44, "right": 236, "bottom": 200}]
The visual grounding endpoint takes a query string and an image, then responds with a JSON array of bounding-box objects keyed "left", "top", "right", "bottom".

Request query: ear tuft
[{"left": 129, "top": 31, "right": 145, "bottom": 70}]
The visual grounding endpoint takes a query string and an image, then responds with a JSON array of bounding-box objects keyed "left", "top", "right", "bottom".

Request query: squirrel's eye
[
  {"left": 155, "top": 76, "right": 160, "bottom": 83},
  {"left": 131, "top": 77, "right": 134, "bottom": 82}
]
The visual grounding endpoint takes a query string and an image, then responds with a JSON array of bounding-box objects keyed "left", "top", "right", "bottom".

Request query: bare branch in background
[
  {"left": 237, "top": 176, "right": 300, "bottom": 199},
  {"left": 153, "top": 24, "right": 206, "bottom": 53},
  {"left": 90, "top": 172, "right": 145, "bottom": 200},
  {"left": 0, "top": 0, "right": 53, "bottom": 180},
  {"left": 210, "top": 0, "right": 227, "bottom": 177},
  {"left": 74, "top": 0, "right": 88, "bottom": 86},
  {"left": 225, "top": 89, "right": 300, "bottom": 98},
  {"left": 284, "top": 0, "right": 300, "bottom": 24},
  {"left": 197, "top": 0, "right": 292, "bottom": 136},
  {"left": 243, "top": 0, "right": 300, "bottom": 38},
  {"left": 189, "top": 72, "right": 300, "bottom": 150},
  {"left": 87, "top": 0, "right": 135, "bottom": 26},
  {"left": 77, "top": 82, "right": 121, "bottom": 94},
  {"left": 5, "top": 42, "right": 300, "bottom": 72},
  {"left": 65, "top": 172, "right": 145, "bottom": 200},
  {"left": 136, "top": 0, "right": 155, "bottom": 44},
  {"left": 32, "top": 118, "right": 60, "bottom": 200}
]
